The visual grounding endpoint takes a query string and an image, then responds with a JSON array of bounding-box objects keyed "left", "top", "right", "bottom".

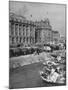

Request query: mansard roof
[{"left": 9, "top": 12, "right": 26, "bottom": 22}]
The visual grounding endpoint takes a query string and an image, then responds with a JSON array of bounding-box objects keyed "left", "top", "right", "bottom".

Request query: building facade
[
  {"left": 35, "top": 19, "right": 52, "bottom": 44},
  {"left": 9, "top": 13, "right": 59, "bottom": 48},
  {"left": 9, "top": 13, "right": 36, "bottom": 47}
]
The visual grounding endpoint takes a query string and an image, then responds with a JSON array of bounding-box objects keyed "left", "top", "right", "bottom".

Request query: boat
[
  {"left": 40, "top": 71, "right": 65, "bottom": 84},
  {"left": 40, "top": 64, "right": 65, "bottom": 84}
]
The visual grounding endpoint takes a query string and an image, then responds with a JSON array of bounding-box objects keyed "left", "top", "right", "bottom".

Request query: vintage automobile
[{"left": 10, "top": 48, "right": 21, "bottom": 57}]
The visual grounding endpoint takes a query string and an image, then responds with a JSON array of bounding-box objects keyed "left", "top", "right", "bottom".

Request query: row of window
[
  {"left": 10, "top": 23, "right": 34, "bottom": 37},
  {"left": 10, "top": 37, "right": 35, "bottom": 44}
]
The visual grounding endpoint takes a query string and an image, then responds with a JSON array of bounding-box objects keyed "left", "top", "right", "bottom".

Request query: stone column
[
  {"left": 13, "top": 24, "right": 15, "bottom": 45},
  {"left": 28, "top": 26, "right": 30, "bottom": 45},
  {"left": 31, "top": 26, "right": 32, "bottom": 45},
  {"left": 29, "top": 26, "right": 31, "bottom": 45},
  {"left": 17, "top": 24, "right": 19, "bottom": 36},
  {"left": 17, "top": 24, "right": 19, "bottom": 44},
  {"left": 9, "top": 22, "right": 11, "bottom": 36},
  {"left": 13, "top": 23, "right": 15, "bottom": 36},
  {"left": 23, "top": 25, "right": 26, "bottom": 46},
  {"left": 21, "top": 24, "right": 23, "bottom": 44},
  {"left": 39, "top": 30, "right": 41, "bottom": 43},
  {"left": 23, "top": 26, "right": 25, "bottom": 45},
  {"left": 38, "top": 30, "right": 40, "bottom": 43},
  {"left": 33, "top": 27, "right": 35, "bottom": 45}
]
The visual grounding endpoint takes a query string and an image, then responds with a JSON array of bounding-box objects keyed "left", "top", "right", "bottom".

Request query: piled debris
[{"left": 40, "top": 50, "right": 66, "bottom": 84}]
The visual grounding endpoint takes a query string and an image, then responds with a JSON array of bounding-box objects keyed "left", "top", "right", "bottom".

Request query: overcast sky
[{"left": 9, "top": 1, "right": 66, "bottom": 37}]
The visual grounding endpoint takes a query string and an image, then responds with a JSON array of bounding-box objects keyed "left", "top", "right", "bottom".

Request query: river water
[{"left": 9, "top": 62, "right": 65, "bottom": 89}]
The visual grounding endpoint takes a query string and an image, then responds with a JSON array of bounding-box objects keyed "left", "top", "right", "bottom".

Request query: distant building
[
  {"left": 59, "top": 36, "right": 66, "bottom": 44},
  {"left": 52, "top": 31, "right": 60, "bottom": 44}
]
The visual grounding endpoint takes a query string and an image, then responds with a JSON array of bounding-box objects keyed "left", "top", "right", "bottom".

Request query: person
[{"left": 34, "top": 50, "right": 37, "bottom": 55}]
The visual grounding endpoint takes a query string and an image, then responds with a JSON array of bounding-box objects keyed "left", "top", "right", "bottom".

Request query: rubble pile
[{"left": 40, "top": 50, "right": 66, "bottom": 84}]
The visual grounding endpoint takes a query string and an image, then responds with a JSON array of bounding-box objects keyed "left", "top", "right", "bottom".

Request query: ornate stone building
[
  {"left": 35, "top": 19, "right": 52, "bottom": 44},
  {"left": 9, "top": 13, "right": 36, "bottom": 47},
  {"left": 9, "top": 13, "right": 59, "bottom": 48}
]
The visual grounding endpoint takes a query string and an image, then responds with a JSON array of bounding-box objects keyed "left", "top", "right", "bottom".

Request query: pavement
[{"left": 9, "top": 52, "right": 52, "bottom": 68}]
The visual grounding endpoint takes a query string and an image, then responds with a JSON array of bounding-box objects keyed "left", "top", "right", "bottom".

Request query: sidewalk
[{"left": 9, "top": 52, "right": 53, "bottom": 68}]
